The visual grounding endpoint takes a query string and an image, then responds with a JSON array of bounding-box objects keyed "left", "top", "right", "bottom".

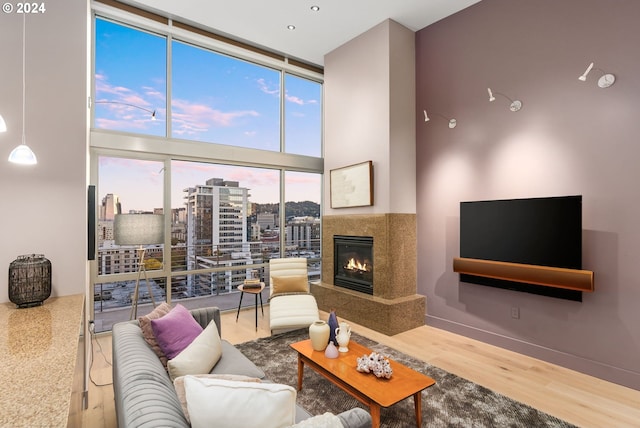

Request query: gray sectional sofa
[{"left": 112, "top": 306, "right": 371, "bottom": 428}]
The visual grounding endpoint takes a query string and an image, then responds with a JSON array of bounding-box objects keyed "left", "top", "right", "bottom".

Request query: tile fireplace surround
[{"left": 311, "top": 213, "right": 425, "bottom": 335}]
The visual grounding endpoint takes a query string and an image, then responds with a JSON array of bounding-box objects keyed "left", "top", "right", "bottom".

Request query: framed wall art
[{"left": 330, "top": 161, "right": 374, "bottom": 208}]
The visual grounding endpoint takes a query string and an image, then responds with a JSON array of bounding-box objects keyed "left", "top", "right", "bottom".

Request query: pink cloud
[
  {"left": 257, "top": 77, "right": 317, "bottom": 107},
  {"left": 172, "top": 99, "right": 259, "bottom": 135},
  {"left": 257, "top": 78, "right": 279, "bottom": 96},
  {"left": 285, "top": 94, "right": 304, "bottom": 105}
]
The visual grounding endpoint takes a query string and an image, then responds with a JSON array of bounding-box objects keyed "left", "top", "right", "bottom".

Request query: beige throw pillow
[
  {"left": 138, "top": 302, "right": 172, "bottom": 366},
  {"left": 174, "top": 374, "right": 261, "bottom": 423},
  {"left": 167, "top": 320, "right": 222, "bottom": 381},
  {"left": 271, "top": 275, "right": 308, "bottom": 296}
]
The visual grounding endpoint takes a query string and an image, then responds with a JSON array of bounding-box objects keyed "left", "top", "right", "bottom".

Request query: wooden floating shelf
[{"left": 453, "top": 257, "right": 594, "bottom": 292}]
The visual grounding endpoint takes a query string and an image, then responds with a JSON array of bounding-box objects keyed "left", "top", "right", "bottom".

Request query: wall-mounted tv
[{"left": 459, "top": 195, "right": 583, "bottom": 301}]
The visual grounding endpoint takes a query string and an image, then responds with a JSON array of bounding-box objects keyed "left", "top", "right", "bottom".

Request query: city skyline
[{"left": 99, "top": 156, "right": 321, "bottom": 213}]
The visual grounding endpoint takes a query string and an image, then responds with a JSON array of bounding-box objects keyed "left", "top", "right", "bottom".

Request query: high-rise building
[
  {"left": 100, "top": 193, "right": 121, "bottom": 220},
  {"left": 185, "top": 178, "right": 249, "bottom": 255},
  {"left": 184, "top": 178, "right": 252, "bottom": 295},
  {"left": 286, "top": 216, "right": 321, "bottom": 253}
]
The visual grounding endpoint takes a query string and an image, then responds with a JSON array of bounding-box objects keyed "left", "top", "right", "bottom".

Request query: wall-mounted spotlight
[
  {"left": 578, "top": 62, "right": 615, "bottom": 88},
  {"left": 487, "top": 88, "right": 522, "bottom": 112},
  {"left": 94, "top": 100, "right": 156, "bottom": 120},
  {"left": 423, "top": 110, "right": 457, "bottom": 129}
]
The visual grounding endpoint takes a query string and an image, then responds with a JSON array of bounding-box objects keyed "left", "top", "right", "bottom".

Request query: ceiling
[{"left": 121, "top": 0, "right": 481, "bottom": 67}]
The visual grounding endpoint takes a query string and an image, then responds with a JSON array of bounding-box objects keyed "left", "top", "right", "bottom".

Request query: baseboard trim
[{"left": 425, "top": 314, "right": 640, "bottom": 391}]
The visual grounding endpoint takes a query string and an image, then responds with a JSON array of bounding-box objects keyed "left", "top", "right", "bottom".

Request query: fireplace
[
  {"left": 334, "top": 235, "right": 373, "bottom": 295},
  {"left": 314, "top": 214, "right": 425, "bottom": 336}
]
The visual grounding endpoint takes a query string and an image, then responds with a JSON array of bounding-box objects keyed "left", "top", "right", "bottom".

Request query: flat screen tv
[{"left": 459, "top": 195, "right": 583, "bottom": 301}]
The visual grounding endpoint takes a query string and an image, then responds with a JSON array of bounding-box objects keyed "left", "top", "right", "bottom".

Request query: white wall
[
  {"left": 324, "top": 19, "right": 416, "bottom": 215},
  {"left": 0, "top": 0, "right": 88, "bottom": 303}
]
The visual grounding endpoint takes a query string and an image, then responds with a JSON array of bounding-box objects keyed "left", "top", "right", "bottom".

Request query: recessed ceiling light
[
  {"left": 287, "top": 25, "right": 296, "bottom": 30},
  {"left": 311, "top": 5, "right": 320, "bottom": 11}
]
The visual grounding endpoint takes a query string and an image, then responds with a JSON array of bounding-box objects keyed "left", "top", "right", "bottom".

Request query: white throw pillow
[
  {"left": 167, "top": 320, "right": 222, "bottom": 381},
  {"left": 184, "top": 376, "right": 297, "bottom": 428},
  {"left": 174, "top": 374, "right": 261, "bottom": 423}
]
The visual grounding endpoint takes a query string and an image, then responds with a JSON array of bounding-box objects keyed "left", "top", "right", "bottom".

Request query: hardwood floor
[{"left": 80, "top": 306, "right": 640, "bottom": 428}]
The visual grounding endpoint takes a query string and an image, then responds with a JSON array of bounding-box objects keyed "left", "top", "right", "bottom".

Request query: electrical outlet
[
  {"left": 511, "top": 307, "right": 520, "bottom": 319},
  {"left": 89, "top": 320, "right": 95, "bottom": 333}
]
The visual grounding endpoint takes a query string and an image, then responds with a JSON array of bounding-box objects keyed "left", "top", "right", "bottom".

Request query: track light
[
  {"left": 424, "top": 110, "right": 457, "bottom": 128},
  {"left": 423, "top": 110, "right": 457, "bottom": 129},
  {"left": 487, "top": 88, "right": 496, "bottom": 102},
  {"left": 578, "top": 62, "right": 615, "bottom": 88},
  {"left": 95, "top": 100, "right": 157, "bottom": 120},
  {"left": 487, "top": 87, "right": 522, "bottom": 112}
]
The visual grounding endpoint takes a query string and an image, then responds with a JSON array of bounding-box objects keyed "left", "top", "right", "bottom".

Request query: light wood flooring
[{"left": 80, "top": 306, "right": 640, "bottom": 428}]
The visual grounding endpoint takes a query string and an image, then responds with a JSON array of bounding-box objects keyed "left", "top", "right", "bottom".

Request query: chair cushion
[{"left": 269, "top": 294, "right": 319, "bottom": 332}]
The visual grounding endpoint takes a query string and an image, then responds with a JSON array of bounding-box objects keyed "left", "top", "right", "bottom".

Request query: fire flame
[{"left": 345, "top": 258, "right": 369, "bottom": 273}]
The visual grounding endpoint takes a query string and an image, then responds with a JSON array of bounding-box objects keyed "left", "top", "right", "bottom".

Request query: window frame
[{"left": 89, "top": 4, "right": 324, "bottom": 330}]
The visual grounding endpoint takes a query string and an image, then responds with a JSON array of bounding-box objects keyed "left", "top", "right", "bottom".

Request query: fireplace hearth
[{"left": 334, "top": 235, "right": 373, "bottom": 294}]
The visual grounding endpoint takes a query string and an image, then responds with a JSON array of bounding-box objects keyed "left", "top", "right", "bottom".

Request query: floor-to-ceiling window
[{"left": 90, "top": 7, "right": 323, "bottom": 332}]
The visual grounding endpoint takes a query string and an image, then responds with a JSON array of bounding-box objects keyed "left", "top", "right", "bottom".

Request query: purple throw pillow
[{"left": 151, "top": 304, "right": 203, "bottom": 360}]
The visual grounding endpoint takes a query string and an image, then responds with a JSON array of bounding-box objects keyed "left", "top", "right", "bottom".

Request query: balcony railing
[{"left": 92, "top": 241, "right": 320, "bottom": 333}]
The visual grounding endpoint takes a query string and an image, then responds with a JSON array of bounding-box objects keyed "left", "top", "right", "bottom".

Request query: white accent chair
[{"left": 269, "top": 257, "right": 320, "bottom": 335}]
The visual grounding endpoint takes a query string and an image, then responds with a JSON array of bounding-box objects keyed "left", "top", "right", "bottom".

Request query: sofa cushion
[
  {"left": 138, "top": 302, "right": 172, "bottom": 366},
  {"left": 184, "top": 376, "right": 297, "bottom": 428},
  {"left": 211, "top": 340, "right": 266, "bottom": 379},
  {"left": 151, "top": 304, "right": 203, "bottom": 359},
  {"left": 174, "top": 374, "right": 261, "bottom": 424},
  {"left": 167, "top": 320, "right": 223, "bottom": 381},
  {"left": 271, "top": 275, "right": 309, "bottom": 296}
]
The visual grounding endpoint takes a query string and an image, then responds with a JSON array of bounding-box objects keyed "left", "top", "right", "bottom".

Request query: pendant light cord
[{"left": 21, "top": 11, "right": 26, "bottom": 146}]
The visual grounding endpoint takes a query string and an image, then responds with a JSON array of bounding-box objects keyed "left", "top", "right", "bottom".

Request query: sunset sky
[{"left": 94, "top": 18, "right": 322, "bottom": 211}]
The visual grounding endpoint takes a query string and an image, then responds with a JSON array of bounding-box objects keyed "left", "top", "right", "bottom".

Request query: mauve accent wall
[{"left": 416, "top": 0, "right": 640, "bottom": 390}]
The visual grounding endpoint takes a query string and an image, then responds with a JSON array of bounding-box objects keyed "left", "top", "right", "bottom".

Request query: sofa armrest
[
  {"left": 189, "top": 306, "right": 221, "bottom": 336},
  {"left": 337, "top": 408, "right": 372, "bottom": 428}
]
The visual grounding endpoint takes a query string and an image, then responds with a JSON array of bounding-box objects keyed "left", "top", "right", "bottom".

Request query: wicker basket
[{"left": 8, "top": 254, "right": 52, "bottom": 308}]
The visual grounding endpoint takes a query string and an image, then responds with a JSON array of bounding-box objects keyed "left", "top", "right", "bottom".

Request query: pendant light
[{"left": 8, "top": 11, "right": 37, "bottom": 165}]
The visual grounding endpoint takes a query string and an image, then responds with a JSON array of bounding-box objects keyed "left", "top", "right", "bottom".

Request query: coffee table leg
[
  {"left": 414, "top": 391, "right": 422, "bottom": 427},
  {"left": 297, "top": 356, "right": 304, "bottom": 391},
  {"left": 369, "top": 404, "right": 381, "bottom": 428}
]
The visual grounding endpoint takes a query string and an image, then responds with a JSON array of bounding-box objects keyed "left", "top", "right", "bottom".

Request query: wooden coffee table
[{"left": 290, "top": 339, "right": 435, "bottom": 428}]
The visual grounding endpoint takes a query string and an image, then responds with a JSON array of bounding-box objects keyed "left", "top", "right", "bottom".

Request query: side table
[{"left": 235, "top": 282, "right": 265, "bottom": 331}]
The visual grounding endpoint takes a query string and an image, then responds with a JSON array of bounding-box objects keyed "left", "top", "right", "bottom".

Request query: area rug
[{"left": 235, "top": 329, "right": 577, "bottom": 428}]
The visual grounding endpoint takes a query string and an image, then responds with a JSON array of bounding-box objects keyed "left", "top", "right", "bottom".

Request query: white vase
[
  {"left": 335, "top": 322, "right": 351, "bottom": 352},
  {"left": 324, "top": 341, "right": 339, "bottom": 358},
  {"left": 309, "top": 320, "right": 330, "bottom": 351}
]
